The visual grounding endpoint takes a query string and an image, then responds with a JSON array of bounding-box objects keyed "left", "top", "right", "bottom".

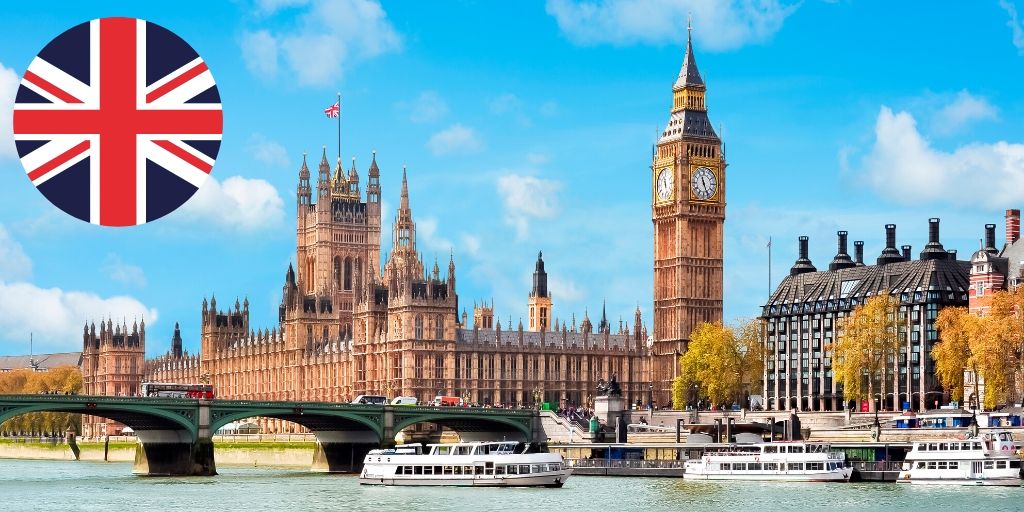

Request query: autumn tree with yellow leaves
[
  {"left": 0, "top": 366, "right": 83, "bottom": 435},
  {"left": 830, "top": 295, "right": 900, "bottom": 412},
  {"left": 671, "top": 319, "right": 765, "bottom": 409}
]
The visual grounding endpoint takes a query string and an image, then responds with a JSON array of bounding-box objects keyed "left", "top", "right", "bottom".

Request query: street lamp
[{"left": 648, "top": 383, "right": 654, "bottom": 411}]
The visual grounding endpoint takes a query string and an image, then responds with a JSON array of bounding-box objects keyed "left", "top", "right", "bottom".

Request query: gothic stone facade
[
  {"left": 761, "top": 220, "right": 969, "bottom": 412},
  {"left": 135, "top": 150, "right": 649, "bottom": 432},
  {"left": 80, "top": 320, "right": 145, "bottom": 437}
]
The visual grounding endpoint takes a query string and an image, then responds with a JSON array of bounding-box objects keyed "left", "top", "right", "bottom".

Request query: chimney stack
[
  {"left": 919, "top": 218, "right": 948, "bottom": 260},
  {"left": 854, "top": 241, "right": 865, "bottom": 266},
  {"left": 985, "top": 224, "right": 998, "bottom": 254},
  {"left": 789, "top": 236, "right": 817, "bottom": 276},
  {"left": 829, "top": 231, "right": 856, "bottom": 271},
  {"left": 947, "top": 249, "right": 957, "bottom": 260},
  {"left": 1007, "top": 209, "right": 1020, "bottom": 245},
  {"left": 902, "top": 245, "right": 912, "bottom": 261},
  {"left": 877, "top": 224, "right": 903, "bottom": 265}
]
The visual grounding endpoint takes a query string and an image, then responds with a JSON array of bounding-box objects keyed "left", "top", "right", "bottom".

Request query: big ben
[{"left": 651, "top": 23, "right": 725, "bottom": 406}]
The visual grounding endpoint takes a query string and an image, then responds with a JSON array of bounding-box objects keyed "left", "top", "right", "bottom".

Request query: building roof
[
  {"left": 0, "top": 352, "right": 82, "bottom": 371},
  {"left": 763, "top": 257, "right": 970, "bottom": 317}
]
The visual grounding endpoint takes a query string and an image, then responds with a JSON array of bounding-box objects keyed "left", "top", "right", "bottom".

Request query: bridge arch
[
  {"left": 0, "top": 400, "right": 198, "bottom": 438},
  {"left": 209, "top": 406, "right": 383, "bottom": 442},
  {"left": 392, "top": 410, "right": 533, "bottom": 442}
]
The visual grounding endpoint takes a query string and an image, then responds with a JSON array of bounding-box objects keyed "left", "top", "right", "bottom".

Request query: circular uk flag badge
[{"left": 13, "top": 17, "right": 223, "bottom": 227}]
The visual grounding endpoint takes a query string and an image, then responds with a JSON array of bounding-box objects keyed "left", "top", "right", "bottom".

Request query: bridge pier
[
  {"left": 309, "top": 431, "right": 379, "bottom": 473},
  {"left": 132, "top": 431, "right": 216, "bottom": 476}
]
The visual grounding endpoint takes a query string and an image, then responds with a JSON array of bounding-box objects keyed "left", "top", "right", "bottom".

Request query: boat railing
[
  {"left": 564, "top": 458, "right": 685, "bottom": 469},
  {"left": 850, "top": 461, "right": 903, "bottom": 473}
]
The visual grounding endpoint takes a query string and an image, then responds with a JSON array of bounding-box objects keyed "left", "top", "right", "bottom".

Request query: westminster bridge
[{"left": 0, "top": 395, "right": 542, "bottom": 476}]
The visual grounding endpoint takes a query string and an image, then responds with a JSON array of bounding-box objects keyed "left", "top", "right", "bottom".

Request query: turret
[
  {"left": 171, "top": 322, "right": 183, "bottom": 358},
  {"left": 297, "top": 153, "right": 311, "bottom": 207},
  {"left": 348, "top": 156, "right": 360, "bottom": 197},
  {"left": 367, "top": 150, "right": 381, "bottom": 204},
  {"left": 316, "top": 146, "right": 330, "bottom": 201}
]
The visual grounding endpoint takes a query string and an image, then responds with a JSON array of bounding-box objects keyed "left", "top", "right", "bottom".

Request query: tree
[
  {"left": 933, "top": 306, "right": 976, "bottom": 402},
  {"left": 830, "top": 295, "right": 900, "bottom": 412},
  {"left": 672, "top": 319, "right": 764, "bottom": 409},
  {"left": 0, "top": 366, "right": 83, "bottom": 435}
]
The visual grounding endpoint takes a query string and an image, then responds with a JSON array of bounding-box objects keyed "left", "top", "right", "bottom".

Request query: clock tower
[{"left": 651, "top": 23, "right": 725, "bottom": 406}]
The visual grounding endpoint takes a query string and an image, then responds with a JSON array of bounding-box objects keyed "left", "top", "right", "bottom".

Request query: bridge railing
[{"left": 565, "top": 458, "right": 685, "bottom": 469}]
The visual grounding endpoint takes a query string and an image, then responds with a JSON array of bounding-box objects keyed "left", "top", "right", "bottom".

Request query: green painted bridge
[{"left": 0, "top": 395, "right": 541, "bottom": 476}]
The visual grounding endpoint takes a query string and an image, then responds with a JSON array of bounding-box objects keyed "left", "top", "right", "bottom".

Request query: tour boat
[
  {"left": 683, "top": 442, "right": 853, "bottom": 481},
  {"left": 897, "top": 431, "right": 1023, "bottom": 485},
  {"left": 359, "top": 441, "right": 572, "bottom": 487}
]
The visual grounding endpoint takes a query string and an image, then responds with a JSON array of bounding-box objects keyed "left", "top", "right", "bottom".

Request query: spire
[
  {"left": 599, "top": 300, "right": 609, "bottom": 333},
  {"left": 349, "top": 156, "right": 359, "bottom": 181},
  {"left": 400, "top": 165, "right": 409, "bottom": 211},
  {"left": 531, "top": 250, "right": 549, "bottom": 298},
  {"left": 171, "top": 322, "right": 183, "bottom": 358},
  {"left": 674, "top": 14, "right": 705, "bottom": 90},
  {"left": 369, "top": 150, "right": 380, "bottom": 176},
  {"left": 299, "top": 152, "right": 309, "bottom": 179}
]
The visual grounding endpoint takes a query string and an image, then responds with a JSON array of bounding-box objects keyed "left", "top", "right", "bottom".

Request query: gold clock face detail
[
  {"left": 690, "top": 166, "right": 717, "bottom": 200},
  {"left": 656, "top": 167, "right": 673, "bottom": 201}
]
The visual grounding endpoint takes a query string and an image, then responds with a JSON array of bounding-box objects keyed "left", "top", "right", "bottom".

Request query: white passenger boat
[
  {"left": 897, "top": 431, "right": 1023, "bottom": 485},
  {"left": 359, "top": 441, "right": 572, "bottom": 487},
  {"left": 683, "top": 442, "right": 852, "bottom": 481}
]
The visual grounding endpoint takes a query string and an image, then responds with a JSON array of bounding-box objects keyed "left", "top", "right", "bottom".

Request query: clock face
[
  {"left": 690, "top": 166, "right": 717, "bottom": 200},
  {"left": 656, "top": 168, "right": 673, "bottom": 201}
]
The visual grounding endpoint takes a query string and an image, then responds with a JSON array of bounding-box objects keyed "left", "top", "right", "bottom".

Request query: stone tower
[
  {"left": 80, "top": 318, "right": 145, "bottom": 436},
  {"left": 528, "top": 251, "right": 552, "bottom": 332},
  {"left": 650, "top": 22, "right": 726, "bottom": 405}
]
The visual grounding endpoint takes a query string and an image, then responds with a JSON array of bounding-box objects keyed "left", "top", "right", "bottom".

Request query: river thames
[{"left": 2, "top": 459, "right": 1023, "bottom": 512}]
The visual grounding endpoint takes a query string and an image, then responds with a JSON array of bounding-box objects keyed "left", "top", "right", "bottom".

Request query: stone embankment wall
[{"left": 0, "top": 438, "right": 316, "bottom": 467}]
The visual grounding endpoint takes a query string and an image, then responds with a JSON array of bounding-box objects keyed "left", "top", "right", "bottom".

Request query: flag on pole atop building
[{"left": 324, "top": 101, "right": 340, "bottom": 118}]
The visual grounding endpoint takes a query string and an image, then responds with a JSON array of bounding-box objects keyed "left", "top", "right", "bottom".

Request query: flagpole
[
  {"left": 336, "top": 91, "right": 341, "bottom": 163},
  {"left": 767, "top": 236, "right": 772, "bottom": 300}
]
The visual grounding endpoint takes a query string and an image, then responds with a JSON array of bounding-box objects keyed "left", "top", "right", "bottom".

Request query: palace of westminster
[{"left": 80, "top": 28, "right": 727, "bottom": 436}]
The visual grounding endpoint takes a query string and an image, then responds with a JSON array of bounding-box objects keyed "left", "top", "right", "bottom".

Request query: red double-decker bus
[{"left": 140, "top": 382, "right": 215, "bottom": 400}]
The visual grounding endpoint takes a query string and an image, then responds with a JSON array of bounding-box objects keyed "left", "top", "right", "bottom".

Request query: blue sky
[{"left": 2, "top": 0, "right": 1024, "bottom": 356}]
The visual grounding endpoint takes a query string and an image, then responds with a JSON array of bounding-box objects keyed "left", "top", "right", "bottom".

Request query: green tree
[
  {"left": 831, "top": 295, "right": 900, "bottom": 412},
  {"left": 672, "top": 319, "right": 764, "bottom": 409}
]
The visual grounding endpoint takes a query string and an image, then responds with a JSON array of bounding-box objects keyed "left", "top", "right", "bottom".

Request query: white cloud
[
  {"left": 1001, "top": 0, "right": 1024, "bottom": 55},
  {"left": 178, "top": 175, "right": 286, "bottom": 230},
  {"left": 932, "top": 90, "right": 998, "bottom": 135},
  {"left": 254, "top": 0, "right": 309, "bottom": 15},
  {"left": 0, "top": 225, "right": 32, "bottom": 281},
  {"left": 496, "top": 174, "right": 561, "bottom": 239},
  {"left": 0, "top": 62, "right": 19, "bottom": 159},
  {"left": 241, "top": 0, "right": 401, "bottom": 86},
  {"left": 248, "top": 133, "right": 290, "bottom": 167},
  {"left": 548, "top": 276, "right": 585, "bottom": 302},
  {"left": 545, "top": 0, "right": 797, "bottom": 50},
  {"left": 427, "top": 124, "right": 483, "bottom": 156},
  {"left": 406, "top": 91, "right": 449, "bottom": 123},
  {"left": 856, "top": 106, "right": 1024, "bottom": 206},
  {"left": 417, "top": 217, "right": 454, "bottom": 253},
  {"left": 241, "top": 30, "right": 279, "bottom": 77},
  {"left": 102, "top": 254, "right": 147, "bottom": 288},
  {"left": 0, "top": 281, "right": 157, "bottom": 353},
  {"left": 461, "top": 234, "right": 481, "bottom": 256}
]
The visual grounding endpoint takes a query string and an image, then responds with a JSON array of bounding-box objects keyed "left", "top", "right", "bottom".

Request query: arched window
[
  {"left": 415, "top": 315, "right": 423, "bottom": 339},
  {"left": 435, "top": 315, "right": 444, "bottom": 339},
  {"left": 343, "top": 257, "right": 352, "bottom": 290},
  {"left": 333, "top": 257, "right": 341, "bottom": 289}
]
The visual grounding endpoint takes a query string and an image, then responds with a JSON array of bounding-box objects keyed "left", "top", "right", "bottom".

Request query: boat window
[
  {"left": 984, "top": 461, "right": 994, "bottom": 469},
  {"left": 495, "top": 465, "right": 505, "bottom": 475},
  {"left": 507, "top": 465, "right": 517, "bottom": 475},
  {"left": 749, "top": 463, "right": 762, "bottom": 471},
  {"left": 973, "top": 442, "right": 982, "bottom": 450},
  {"left": 434, "top": 466, "right": 442, "bottom": 474},
  {"left": 734, "top": 463, "right": 746, "bottom": 471},
  {"left": 928, "top": 443, "right": 938, "bottom": 451},
  {"left": 949, "top": 443, "right": 959, "bottom": 451},
  {"left": 423, "top": 466, "right": 433, "bottom": 475},
  {"left": 938, "top": 443, "right": 948, "bottom": 450},
  {"left": 788, "top": 463, "right": 802, "bottom": 471},
  {"left": 926, "top": 462, "right": 936, "bottom": 469},
  {"left": 789, "top": 446, "right": 803, "bottom": 453},
  {"left": 437, "top": 446, "right": 450, "bottom": 456},
  {"left": 807, "top": 462, "right": 823, "bottom": 471},
  {"left": 413, "top": 466, "right": 423, "bottom": 475},
  {"left": 765, "top": 463, "right": 778, "bottom": 471},
  {"left": 916, "top": 462, "right": 925, "bottom": 469},
  {"left": 443, "top": 466, "right": 453, "bottom": 475},
  {"left": 764, "top": 446, "right": 777, "bottom": 453},
  {"left": 1011, "top": 461, "right": 1021, "bottom": 469},
  {"left": 721, "top": 463, "right": 732, "bottom": 471},
  {"left": 936, "top": 462, "right": 947, "bottom": 470},
  {"left": 948, "top": 461, "right": 958, "bottom": 469},
  {"left": 997, "top": 461, "right": 1007, "bottom": 469},
  {"left": 961, "top": 443, "right": 971, "bottom": 450},
  {"left": 520, "top": 465, "right": 531, "bottom": 474},
  {"left": 531, "top": 464, "right": 542, "bottom": 474},
  {"left": 917, "top": 443, "right": 927, "bottom": 451}
]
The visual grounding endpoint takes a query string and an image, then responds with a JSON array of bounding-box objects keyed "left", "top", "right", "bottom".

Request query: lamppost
[{"left": 532, "top": 387, "right": 542, "bottom": 410}]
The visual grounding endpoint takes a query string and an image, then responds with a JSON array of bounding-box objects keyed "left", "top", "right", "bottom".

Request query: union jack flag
[
  {"left": 324, "top": 101, "right": 340, "bottom": 118},
  {"left": 13, "top": 17, "right": 223, "bottom": 227}
]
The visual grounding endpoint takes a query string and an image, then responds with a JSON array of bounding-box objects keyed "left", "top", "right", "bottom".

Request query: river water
[{"left": 2, "top": 459, "right": 1022, "bottom": 512}]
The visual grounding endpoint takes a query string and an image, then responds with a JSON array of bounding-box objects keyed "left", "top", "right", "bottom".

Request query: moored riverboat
[
  {"left": 897, "top": 431, "right": 1023, "bottom": 486},
  {"left": 683, "top": 441, "right": 852, "bottom": 481},
  {"left": 359, "top": 441, "right": 572, "bottom": 487}
]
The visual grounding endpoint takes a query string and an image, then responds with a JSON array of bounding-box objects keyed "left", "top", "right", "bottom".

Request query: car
[
  {"left": 351, "top": 395, "right": 388, "bottom": 405},
  {"left": 391, "top": 396, "right": 418, "bottom": 406}
]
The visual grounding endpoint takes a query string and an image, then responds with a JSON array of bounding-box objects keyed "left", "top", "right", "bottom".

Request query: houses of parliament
[{"left": 81, "top": 31, "right": 727, "bottom": 433}]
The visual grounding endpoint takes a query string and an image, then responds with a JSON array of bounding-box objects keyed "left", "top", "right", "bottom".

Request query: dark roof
[
  {"left": 763, "top": 258, "right": 970, "bottom": 316},
  {"left": 674, "top": 34, "right": 704, "bottom": 89},
  {"left": 0, "top": 352, "right": 82, "bottom": 370},
  {"left": 662, "top": 109, "right": 719, "bottom": 140}
]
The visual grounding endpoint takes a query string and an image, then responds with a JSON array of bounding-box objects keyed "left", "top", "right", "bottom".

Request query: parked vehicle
[
  {"left": 433, "top": 395, "right": 464, "bottom": 407},
  {"left": 392, "top": 396, "right": 418, "bottom": 406},
  {"left": 352, "top": 395, "right": 388, "bottom": 405}
]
